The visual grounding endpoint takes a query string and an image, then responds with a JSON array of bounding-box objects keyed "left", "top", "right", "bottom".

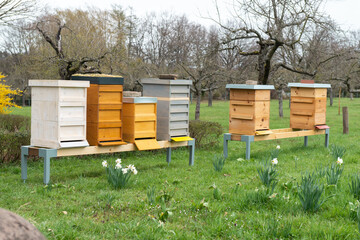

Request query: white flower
[
  {"left": 102, "top": 160, "right": 108, "bottom": 168},
  {"left": 127, "top": 164, "right": 137, "bottom": 174},
  {"left": 276, "top": 145, "right": 281, "bottom": 149},
  {"left": 122, "top": 168, "right": 128, "bottom": 174},
  {"left": 115, "top": 163, "right": 122, "bottom": 169},
  {"left": 336, "top": 157, "right": 343, "bottom": 165},
  {"left": 271, "top": 158, "right": 278, "bottom": 165},
  {"left": 115, "top": 158, "right": 122, "bottom": 164}
]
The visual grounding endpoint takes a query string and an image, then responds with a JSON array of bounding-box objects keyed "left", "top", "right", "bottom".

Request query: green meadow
[{"left": 1, "top": 98, "right": 360, "bottom": 239}]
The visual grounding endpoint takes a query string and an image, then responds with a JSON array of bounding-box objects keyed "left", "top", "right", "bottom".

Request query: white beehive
[{"left": 29, "top": 80, "right": 90, "bottom": 149}]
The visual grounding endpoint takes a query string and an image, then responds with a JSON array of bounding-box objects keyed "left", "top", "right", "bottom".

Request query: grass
[{"left": 1, "top": 98, "right": 360, "bottom": 239}]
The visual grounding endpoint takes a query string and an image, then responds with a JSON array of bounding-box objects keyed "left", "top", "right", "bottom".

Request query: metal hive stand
[
  {"left": 223, "top": 128, "right": 330, "bottom": 160},
  {"left": 21, "top": 139, "right": 195, "bottom": 185}
]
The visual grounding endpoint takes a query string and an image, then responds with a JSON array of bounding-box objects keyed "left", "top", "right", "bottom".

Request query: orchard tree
[{"left": 215, "top": 0, "right": 328, "bottom": 84}]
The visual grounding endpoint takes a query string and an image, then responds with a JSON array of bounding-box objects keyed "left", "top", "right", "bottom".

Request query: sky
[{"left": 39, "top": 0, "right": 360, "bottom": 31}]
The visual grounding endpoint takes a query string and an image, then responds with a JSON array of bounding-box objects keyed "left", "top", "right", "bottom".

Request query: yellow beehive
[{"left": 122, "top": 97, "right": 160, "bottom": 150}]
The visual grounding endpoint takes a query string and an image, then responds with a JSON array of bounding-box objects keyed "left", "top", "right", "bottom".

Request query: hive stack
[
  {"left": 226, "top": 84, "right": 275, "bottom": 135},
  {"left": 71, "top": 74, "right": 125, "bottom": 146},
  {"left": 141, "top": 77, "right": 192, "bottom": 141},
  {"left": 29, "top": 80, "right": 89, "bottom": 149},
  {"left": 288, "top": 83, "right": 331, "bottom": 130},
  {"left": 122, "top": 97, "right": 160, "bottom": 150}
]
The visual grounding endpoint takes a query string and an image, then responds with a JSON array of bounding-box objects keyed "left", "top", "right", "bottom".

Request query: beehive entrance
[{"left": 134, "top": 139, "right": 161, "bottom": 150}]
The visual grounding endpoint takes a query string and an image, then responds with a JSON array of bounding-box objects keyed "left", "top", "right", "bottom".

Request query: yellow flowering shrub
[{"left": 0, "top": 73, "right": 22, "bottom": 114}]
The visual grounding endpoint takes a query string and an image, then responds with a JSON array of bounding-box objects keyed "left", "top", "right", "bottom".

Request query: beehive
[
  {"left": 226, "top": 84, "right": 275, "bottom": 135},
  {"left": 29, "top": 80, "right": 89, "bottom": 149},
  {"left": 71, "top": 74, "right": 125, "bottom": 146},
  {"left": 288, "top": 83, "right": 331, "bottom": 130},
  {"left": 141, "top": 78, "right": 192, "bottom": 141},
  {"left": 122, "top": 97, "right": 161, "bottom": 150}
]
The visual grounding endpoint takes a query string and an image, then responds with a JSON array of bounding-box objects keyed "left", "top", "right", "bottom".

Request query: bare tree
[
  {"left": 0, "top": 0, "right": 36, "bottom": 25},
  {"left": 214, "top": 0, "right": 328, "bottom": 85},
  {"left": 34, "top": 12, "right": 108, "bottom": 79}
]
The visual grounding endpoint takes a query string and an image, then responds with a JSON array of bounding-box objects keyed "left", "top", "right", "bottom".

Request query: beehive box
[
  {"left": 288, "top": 83, "right": 331, "bottom": 130},
  {"left": 141, "top": 78, "right": 192, "bottom": 141},
  {"left": 29, "top": 80, "right": 90, "bottom": 149},
  {"left": 71, "top": 74, "right": 125, "bottom": 146},
  {"left": 122, "top": 97, "right": 161, "bottom": 150},
  {"left": 226, "top": 84, "right": 275, "bottom": 135}
]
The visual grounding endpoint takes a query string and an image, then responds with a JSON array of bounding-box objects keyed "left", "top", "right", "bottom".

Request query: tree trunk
[
  {"left": 278, "top": 89, "right": 283, "bottom": 118},
  {"left": 329, "top": 87, "right": 333, "bottom": 107},
  {"left": 22, "top": 93, "right": 26, "bottom": 107},
  {"left": 208, "top": 88, "right": 213, "bottom": 107},
  {"left": 195, "top": 91, "right": 201, "bottom": 120},
  {"left": 350, "top": 92, "right": 353, "bottom": 100}
]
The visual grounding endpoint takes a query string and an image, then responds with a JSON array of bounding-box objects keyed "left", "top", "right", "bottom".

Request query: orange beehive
[
  {"left": 288, "top": 83, "right": 331, "bottom": 130},
  {"left": 71, "top": 74, "right": 125, "bottom": 146},
  {"left": 226, "top": 84, "right": 274, "bottom": 135}
]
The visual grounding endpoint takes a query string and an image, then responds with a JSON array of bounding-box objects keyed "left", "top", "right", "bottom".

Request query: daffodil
[
  {"left": 122, "top": 168, "right": 128, "bottom": 174},
  {"left": 102, "top": 160, "right": 108, "bottom": 168},
  {"left": 271, "top": 158, "right": 278, "bottom": 165},
  {"left": 276, "top": 145, "right": 280, "bottom": 149},
  {"left": 336, "top": 157, "right": 343, "bottom": 165},
  {"left": 115, "top": 158, "right": 122, "bottom": 164},
  {"left": 115, "top": 163, "right": 122, "bottom": 169}
]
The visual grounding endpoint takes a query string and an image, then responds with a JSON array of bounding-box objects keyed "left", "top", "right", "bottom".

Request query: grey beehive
[{"left": 141, "top": 78, "right": 192, "bottom": 140}]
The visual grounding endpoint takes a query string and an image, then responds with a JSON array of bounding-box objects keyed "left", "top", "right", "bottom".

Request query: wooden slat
[
  {"left": 231, "top": 114, "right": 254, "bottom": 120},
  {"left": 292, "top": 111, "right": 313, "bottom": 116},
  {"left": 291, "top": 98, "right": 314, "bottom": 104},
  {"left": 230, "top": 100, "right": 254, "bottom": 106},
  {"left": 56, "top": 140, "right": 188, "bottom": 156}
]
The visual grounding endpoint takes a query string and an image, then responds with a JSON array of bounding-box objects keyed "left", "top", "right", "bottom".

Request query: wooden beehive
[
  {"left": 288, "top": 83, "right": 331, "bottom": 130},
  {"left": 141, "top": 78, "right": 192, "bottom": 141},
  {"left": 226, "top": 84, "right": 275, "bottom": 135},
  {"left": 122, "top": 97, "right": 161, "bottom": 150},
  {"left": 29, "top": 80, "right": 90, "bottom": 149},
  {"left": 71, "top": 74, "right": 125, "bottom": 146}
]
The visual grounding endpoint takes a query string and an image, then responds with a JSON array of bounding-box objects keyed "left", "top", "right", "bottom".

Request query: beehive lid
[
  {"left": 226, "top": 84, "right": 275, "bottom": 90},
  {"left": 141, "top": 78, "right": 192, "bottom": 85},
  {"left": 29, "top": 80, "right": 90, "bottom": 88},
  {"left": 71, "top": 74, "right": 124, "bottom": 85},
  {"left": 134, "top": 139, "right": 161, "bottom": 150},
  {"left": 123, "top": 97, "right": 157, "bottom": 103},
  {"left": 171, "top": 136, "right": 193, "bottom": 142},
  {"left": 288, "top": 83, "right": 331, "bottom": 88}
]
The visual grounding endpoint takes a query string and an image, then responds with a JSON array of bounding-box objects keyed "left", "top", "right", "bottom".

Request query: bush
[
  {"left": 0, "top": 114, "right": 30, "bottom": 164},
  {"left": 0, "top": 114, "right": 30, "bottom": 132},
  {"left": 189, "top": 120, "right": 223, "bottom": 148}
]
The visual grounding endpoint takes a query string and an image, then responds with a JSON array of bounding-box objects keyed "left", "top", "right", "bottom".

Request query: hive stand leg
[
  {"left": 39, "top": 148, "right": 57, "bottom": 185},
  {"left": 223, "top": 133, "right": 232, "bottom": 159},
  {"left": 188, "top": 139, "right": 195, "bottom": 166},
  {"left": 325, "top": 128, "right": 330, "bottom": 148},
  {"left": 21, "top": 146, "right": 30, "bottom": 183},
  {"left": 166, "top": 148, "right": 172, "bottom": 165},
  {"left": 304, "top": 136, "right": 308, "bottom": 147},
  {"left": 241, "top": 135, "right": 254, "bottom": 160}
]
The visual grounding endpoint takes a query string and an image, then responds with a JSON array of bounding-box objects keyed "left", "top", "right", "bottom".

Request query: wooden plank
[
  {"left": 254, "top": 129, "right": 325, "bottom": 141},
  {"left": 230, "top": 128, "right": 326, "bottom": 142},
  {"left": 56, "top": 140, "right": 188, "bottom": 157}
]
